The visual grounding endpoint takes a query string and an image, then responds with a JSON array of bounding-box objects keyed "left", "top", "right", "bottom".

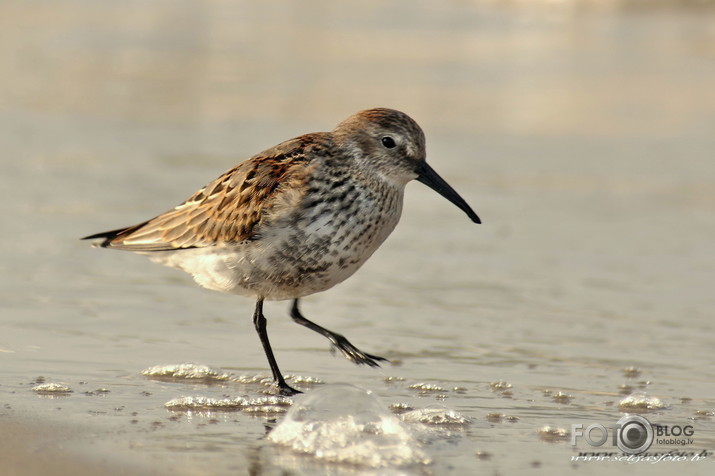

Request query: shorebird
[{"left": 83, "top": 108, "right": 480, "bottom": 395}]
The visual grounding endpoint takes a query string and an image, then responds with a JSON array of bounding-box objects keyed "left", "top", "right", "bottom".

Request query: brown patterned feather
[{"left": 87, "top": 134, "right": 328, "bottom": 251}]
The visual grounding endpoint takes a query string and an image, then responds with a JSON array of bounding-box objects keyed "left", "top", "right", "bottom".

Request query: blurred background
[{"left": 1, "top": 1, "right": 714, "bottom": 475}]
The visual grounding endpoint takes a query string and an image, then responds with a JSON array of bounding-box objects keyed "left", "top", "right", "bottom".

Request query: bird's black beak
[{"left": 415, "top": 161, "right": 481, "bottom": 224}]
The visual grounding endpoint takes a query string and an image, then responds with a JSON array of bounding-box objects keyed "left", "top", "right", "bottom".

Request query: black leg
[
  {"left": 290, "top": 299, "right": 388, "bottom": 367},
  {"left": 253, "top": 299, "right": 300, "bottom": 396}
]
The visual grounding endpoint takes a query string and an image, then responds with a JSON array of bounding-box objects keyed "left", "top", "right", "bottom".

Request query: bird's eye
[{"left": 381, "top": 136, "right": 396, "bottom": 149}]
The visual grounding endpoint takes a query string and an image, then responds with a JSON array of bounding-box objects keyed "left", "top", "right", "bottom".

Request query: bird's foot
[
  {"left": 275, "top": 379, "right": 302, "bottom": 396},
  {"left": 328, "top": 334, "right": 388, "bottom": 367}
]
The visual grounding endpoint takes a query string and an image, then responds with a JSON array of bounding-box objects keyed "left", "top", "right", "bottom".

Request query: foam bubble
[
  {"left": 268, "top": 384, "right": 429, "bottom": 468},
  {"left": 618, "top": 393, "right": 666, "bottom": 412}
]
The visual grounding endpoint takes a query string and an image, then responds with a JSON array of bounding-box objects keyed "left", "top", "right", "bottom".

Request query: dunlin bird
[{"left": 83, "top": 108, "right": 480, "bottom": 395}]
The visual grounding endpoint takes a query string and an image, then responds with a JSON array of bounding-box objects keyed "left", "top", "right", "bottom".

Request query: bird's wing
[{"left": 83, "top": 134, "right": 327, "bottom": 251}]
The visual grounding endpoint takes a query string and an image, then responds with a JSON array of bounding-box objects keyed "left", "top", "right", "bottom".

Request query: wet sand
[
  {"left": 0, "top": 417, "right": 152, "bottom": 476},
  {"left": 2, "top": 0, "right": 715, "bottom": 474}
]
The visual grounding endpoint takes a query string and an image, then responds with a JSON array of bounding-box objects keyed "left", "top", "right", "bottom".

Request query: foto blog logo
[{"left": 572, "top": 415, "right": 653, "bottom": 454}]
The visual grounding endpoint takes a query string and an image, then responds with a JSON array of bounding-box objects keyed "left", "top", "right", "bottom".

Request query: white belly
[{"left": 145, "top": 190, "right": 404, "bottom": 301}]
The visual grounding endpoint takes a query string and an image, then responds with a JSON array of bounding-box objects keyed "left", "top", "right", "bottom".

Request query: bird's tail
[{"left": 81, "top": 222, "right": 149, "bottom": 248}]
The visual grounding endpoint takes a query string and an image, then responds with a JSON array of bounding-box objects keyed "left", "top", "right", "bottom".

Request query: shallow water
[{"left": 1, "top": 1, "right": 715, "bottom": 474}]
